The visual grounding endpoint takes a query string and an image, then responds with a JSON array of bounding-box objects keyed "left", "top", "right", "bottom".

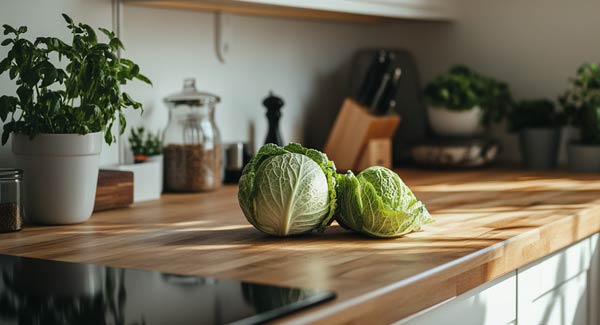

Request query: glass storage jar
[
  {"left": 163, "top": 79, "right": 222, "bottom": 192},
  {"left": 0, "top": 169, "right": 24, "bottom": 232}
]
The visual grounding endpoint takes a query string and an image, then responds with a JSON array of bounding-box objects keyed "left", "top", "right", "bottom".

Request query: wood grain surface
[
  {"left": 1, "top": 168, "right": 600, "bottom": 323},
  {"left": 93, "top": 170, "right": 134, "bottom": 212}
]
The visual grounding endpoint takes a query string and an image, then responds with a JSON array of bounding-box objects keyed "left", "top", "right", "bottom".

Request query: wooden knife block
[{"left": 324, "top": 98, "right": 401, "bottom": 171}]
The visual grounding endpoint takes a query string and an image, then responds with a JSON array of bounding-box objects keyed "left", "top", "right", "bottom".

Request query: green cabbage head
[
  {"left": 238, "top": 143, "right": 337, "bottom": 236},
  {"left": 337, "top": 166, "right": 434, "bottom": 238}
]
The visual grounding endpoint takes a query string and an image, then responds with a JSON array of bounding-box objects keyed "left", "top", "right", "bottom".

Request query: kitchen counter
[{"left": 1, "top": 168, "right": 600, "bottom": 323}]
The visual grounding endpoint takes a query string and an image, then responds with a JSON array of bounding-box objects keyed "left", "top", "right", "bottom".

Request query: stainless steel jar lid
[
  {"left": 0, "top": 169, "right": 23, "bottom": 181},
  {"left": 164, "top": 78, "right": 220, "bottom": 106}
]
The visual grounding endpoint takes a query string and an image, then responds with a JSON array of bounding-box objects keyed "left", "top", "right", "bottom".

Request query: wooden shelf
[{"left": 123, "top": 0, "right": 457, "bottom": 23}]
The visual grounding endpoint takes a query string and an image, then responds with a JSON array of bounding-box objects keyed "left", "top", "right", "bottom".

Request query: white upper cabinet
[{"left": 123, "top": 0, "right": 458, "bottom": 22}]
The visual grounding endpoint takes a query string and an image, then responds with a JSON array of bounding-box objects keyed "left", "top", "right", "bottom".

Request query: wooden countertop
[{"left": 1, "top": 168, "right": 600, "bottom": 323}]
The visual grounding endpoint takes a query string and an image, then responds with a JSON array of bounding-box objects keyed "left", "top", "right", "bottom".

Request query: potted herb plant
[
  {"left": 560, "top": 63, "right": 600, "bottom": 172},
  {"left": 0, "top": 14, "right": 151, "bottom": 224},
  {"left": 508, "top": 99, "right": 565, "bottom": 169},
  {"left": 128, "top": 126, "right": 161, "bottom": 163},
  {"left": 117, "top": 127, "right": 163, "bottom": 202},
  {"left": 424, "top": 65, "right": 512, "bottom": 137}
]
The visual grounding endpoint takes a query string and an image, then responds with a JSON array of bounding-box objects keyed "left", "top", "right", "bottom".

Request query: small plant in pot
[
  {"left": 128, "top": 126, "right": 161, "bottom": 163},
  {"left": 560, "top": 63, "right": 600, "bottom": 172},
  {"left": 508, "top": 99, "right": 565, "bottom": 170},
  {"left": 0, "top": 14, "right": 151, "bottom": 224},
  {"left": 120, "top": 126, "right": 163, "bottom": 202},
  {"left": 424, "top": 65, "right": 512, "bottom": 137}
]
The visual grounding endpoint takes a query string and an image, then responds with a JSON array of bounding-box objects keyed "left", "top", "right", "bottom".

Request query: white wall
[
  {"left": 387, "top": 0, "right": 600, "bottom": 163},
  {"left": 0, "top": 1, "right": 409, "bottom": 166},
  {"left": 2, "top": 0, "right": 600, "bottom": 166},
  {"left": 118, "top": 5, "right": 387, "bottom": 162}
]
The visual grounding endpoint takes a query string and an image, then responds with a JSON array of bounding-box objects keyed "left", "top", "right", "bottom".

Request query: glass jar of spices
[
  {"left": 0, "top": 169, "right": 24, "bottom": 232},
  {"left": 162, "top": 79, "right": 222, "bottom": 192}
]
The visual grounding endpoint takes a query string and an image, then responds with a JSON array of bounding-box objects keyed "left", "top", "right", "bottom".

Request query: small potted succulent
[
  {"left": 117, "top": 126, "right": 163, "bottom": 202},
  {"left": 560, "top": 63, "right": 600, "bottom": 172},
  {"left": 508, "top": 99, "right": 565, "bottom": 169},
  {"left": 424, "top": 65, "right": 512, "bottom": 137},
  {"left": 0, "top": 14, "right": 151, "bottom": 224}
]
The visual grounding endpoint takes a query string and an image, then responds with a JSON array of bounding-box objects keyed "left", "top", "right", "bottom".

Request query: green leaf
[
  {"left": 62, "top": 13, "right": 74, "bottom": 25},
  {"left": 8, "top": 65, "right": 17, "bottom": 79},
  {"left": 0, "top": 57, "right": 11, "bottom": 74},
  {"left": 0, "top": 95, "right": 16, "bottom": 121},
  {"left": 82, "top": 24, "right": 97, "bottom": 44},
  {"left": 1, "top": 38, "right": 12, "bottom": 46},
  {"left": 17, "top": 26, "right": 27, "bottom": 34},
  {"left": 2, "top": 24, "right": 16, "bottom": 35},
  {"left": 1, "top": 121, "right": 15, "bottom": 145},
  {"left": 109, "top": 37, "right": 124, "bottom": 50},
  {"left": 130, "top": 64, "right": 139, "bottom": 76},
  {"left": 104, "top": 122, "right": 114, "bottom": 144},
  {"left": 1, "top": 129, "right": 10, "bottom": 145},
  {"left": 98, "top": 27, "right": 114, "bottom": 39},
  {"left": 336, "top": 171, "right": 363, "bottom": 231},
  {"left": 135, "top": 73, "right": 152, "bottom": 85},
  {"left": 119, "top": 112, "right": 126, "bottom": 134},
  {"left": 16, "top": 86, "right": 33, "bottom": 105}
]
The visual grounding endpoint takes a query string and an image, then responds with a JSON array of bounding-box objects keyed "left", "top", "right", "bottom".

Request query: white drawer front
[
  {"left": 398, "top": 271, "right": 516, "bottom": 325},
  {"left": 517, "top": 236, "right": 595, "bottom": 325},
  {"left": 518, "top": 270, "right": 588, "bottom": 325}
]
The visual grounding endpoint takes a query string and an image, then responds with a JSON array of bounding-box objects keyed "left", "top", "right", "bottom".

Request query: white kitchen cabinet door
[
  {"left": 590, "top": 234, "right": 600, "bottom": 325},
  {"left": 396, "top": 271, "right": 517, "bottom": 325},
  {"left": 517, "top": 235, "right": 597, "bottom": 325}
]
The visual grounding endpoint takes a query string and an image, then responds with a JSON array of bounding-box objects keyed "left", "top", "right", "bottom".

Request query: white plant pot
[
  {"left": 427, "top": 106, "right": 484, "bottom": 137},
  {"left": 12, "top": 132, "right": 102, "bottom": 224},
  {"left": 116, "top": 155, "right": 163, "bottom": 202}
]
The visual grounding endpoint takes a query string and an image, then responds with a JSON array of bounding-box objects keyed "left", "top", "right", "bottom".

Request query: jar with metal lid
[
  {"left": 0, "top": 169, "right": 24, "bottom": 232},
  {"left": 163, "top": 78, "right": 222, "bottom": 192}
]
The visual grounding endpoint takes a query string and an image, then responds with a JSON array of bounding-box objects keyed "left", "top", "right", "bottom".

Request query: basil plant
[
  {"left": 238, "top": 143, "right": 337, "bottom": 236},
  {"left": 336, "top": 166, "right": 433, "bottom": 238}
]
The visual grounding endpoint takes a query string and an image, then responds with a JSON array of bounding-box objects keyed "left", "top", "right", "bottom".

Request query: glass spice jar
[
  {"left": 0, "top": 169, "right": 24, "bottom": 232},
  {"left": 162, "top": 79, "right": 222, "bottom": 192}
]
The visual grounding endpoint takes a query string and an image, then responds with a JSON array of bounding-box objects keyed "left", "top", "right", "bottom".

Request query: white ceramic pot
[
  {"left": 568, "top": 143, "right": 600, "bottom": 173},
  {"left": 147, "top": 154, "right": 164, "bottom": 192},
  {"left": 12, "top": 132, "right": 102, "bottom": 224},
  {"left": 427, "top": 106, "right": 484, "bottom": 137}
]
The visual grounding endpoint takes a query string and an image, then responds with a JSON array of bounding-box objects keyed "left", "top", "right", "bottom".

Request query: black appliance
[{"left": 0, "top": 254, "right": 335, "bottom": 324}]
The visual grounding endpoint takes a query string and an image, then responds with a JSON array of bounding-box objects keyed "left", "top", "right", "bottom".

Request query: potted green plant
[
  {"left": 424, "top": 65, "right": 512, "bottom": 137},
  {"left": 128, "top": 126, "right": 161, "bottom": 163},
  {"left": 0, "top": 14, "right": 151, "bottom": 224},
  {"left": 560, "top": 63, "right": 600, "bottom": 172},
  {"left": 508, "top": 99, "right": 565, "bottom": 169},
  {"left": 117, "top": 126, "right": 163, "bottom": 202}
]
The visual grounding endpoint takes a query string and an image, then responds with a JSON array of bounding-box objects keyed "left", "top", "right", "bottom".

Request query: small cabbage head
[
  {"left": 337, "top": 166, "right": 434, "bottom": 238},
  {"left": 238, "top": 143, "right": 337, "bottom": 236}
]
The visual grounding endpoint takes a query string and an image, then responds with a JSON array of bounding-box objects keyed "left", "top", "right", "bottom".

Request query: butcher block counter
[{"left": 1, "top": 168, "right": 600, "bottom": 323}]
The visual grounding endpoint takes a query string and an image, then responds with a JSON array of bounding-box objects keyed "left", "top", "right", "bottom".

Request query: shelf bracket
[{"left": 214, "top": 12, "right": 233, "bottom": 64}]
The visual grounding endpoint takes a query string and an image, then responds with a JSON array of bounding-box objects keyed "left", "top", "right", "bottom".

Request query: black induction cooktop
[{"left": 0, "top": 254, "right": 335, "bottom": 325}]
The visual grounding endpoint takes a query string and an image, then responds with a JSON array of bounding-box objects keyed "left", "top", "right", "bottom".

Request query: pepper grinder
[{"left": 263, "top": 91, "right": 284, "bottom": 146}]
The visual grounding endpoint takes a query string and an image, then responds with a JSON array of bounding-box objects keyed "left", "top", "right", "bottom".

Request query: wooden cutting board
[{"left": 93, "top": 169, "right": 134, "bottom": 212}]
